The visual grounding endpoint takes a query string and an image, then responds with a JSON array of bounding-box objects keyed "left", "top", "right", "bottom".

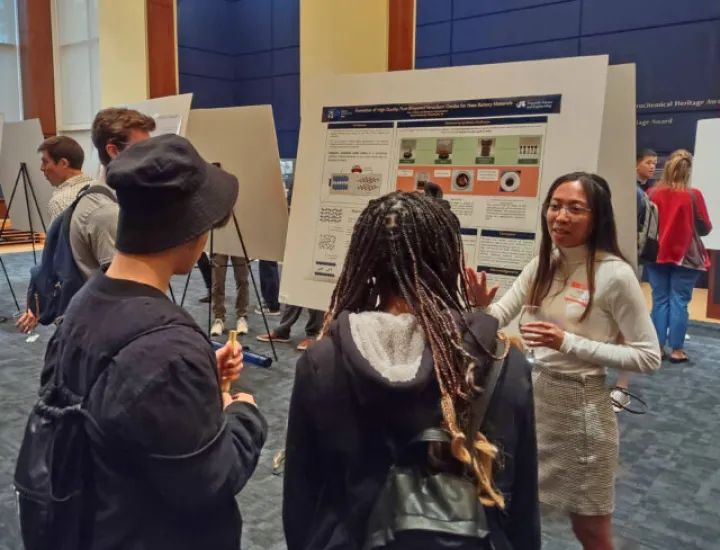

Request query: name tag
[{"left": 565, "top": 281, "right": 590, "bottom": 307}]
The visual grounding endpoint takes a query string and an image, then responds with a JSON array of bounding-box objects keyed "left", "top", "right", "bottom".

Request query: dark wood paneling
[
  {"left": 388, "top": 0, "right": 415, "bottom": 71},
  {"left": 147, "top": 0, "right": 178, "bottom": 98},
  {"left": 706, "top": 251, "right": 720, "bottom": 319},
  {"left": 16, "top": 0, "right": 57, "bottom": 136}
]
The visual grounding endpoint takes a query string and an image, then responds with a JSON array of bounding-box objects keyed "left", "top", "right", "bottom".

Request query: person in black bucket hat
[
  {"left": 33, "top": 134, "right": 268, "bottom": 550},
  {"left": 108, "top": 134, "right": 238, "bottom": 254}
]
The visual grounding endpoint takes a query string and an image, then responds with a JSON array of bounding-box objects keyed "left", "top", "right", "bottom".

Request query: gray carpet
[{"left": 0, "top": 251, "right": 719, "bottom": 549}]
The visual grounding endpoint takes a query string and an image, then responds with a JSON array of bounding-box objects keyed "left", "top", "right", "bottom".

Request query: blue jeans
[
  {"left": 258, "top": 261, "right": 280, "bottom": 311},
  {"left": 646, "top": 264, "right": 701, "bottom": 350}
]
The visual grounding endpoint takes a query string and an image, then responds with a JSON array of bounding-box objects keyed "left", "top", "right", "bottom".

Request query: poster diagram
[{"left": 311, "top": 97, "right": 560, "bottom": 286}]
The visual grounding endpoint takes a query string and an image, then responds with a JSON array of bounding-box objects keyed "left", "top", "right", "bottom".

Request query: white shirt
[
  {"left": 48, "top": 173, "right": 94, "bottom": 222},
  {"left": 487, "top": 246, "right": 661, "bottom": 376}
]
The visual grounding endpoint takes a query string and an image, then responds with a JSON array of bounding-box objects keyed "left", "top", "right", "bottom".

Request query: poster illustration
[{"left": 311, "top": 97, "right": 560, "bottom": 291}]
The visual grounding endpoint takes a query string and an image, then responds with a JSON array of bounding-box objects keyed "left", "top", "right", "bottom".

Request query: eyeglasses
[{"left": 546, "top": 202, "right": 591, "bottom": 217}]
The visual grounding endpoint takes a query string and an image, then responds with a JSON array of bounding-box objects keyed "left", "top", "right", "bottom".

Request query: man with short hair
[
  {"left": 635, "top": 148, "right": 657, "bottom": 230},
  {"left": 37, "top": 136, "right": 94, "bottom": 222},
  {"left": 637, "top": 148, "right": 657, "bottom": 192},
  {"left": 25, "top": 134, "right": 266, "bottom": 548},
  {"left": 17, "top": 109, "right": 156, "bottom": 334},
  {"left": 69, "top": 107, "right": 156, "bottom": 279},
  {"left": 611, "top": 148, "right": 660, "bottom": 412}
]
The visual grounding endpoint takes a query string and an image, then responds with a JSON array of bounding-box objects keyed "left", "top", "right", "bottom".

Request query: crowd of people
[{"left": 10, "top": 109, "right": 712, "bottom": 550}]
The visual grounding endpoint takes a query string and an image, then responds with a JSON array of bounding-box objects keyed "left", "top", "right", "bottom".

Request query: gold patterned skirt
[{"left": 532, "top": 366, "right": 619, "bottom": 516}]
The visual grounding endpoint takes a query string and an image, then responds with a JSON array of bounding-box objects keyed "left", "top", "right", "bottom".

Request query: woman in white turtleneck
[{"left": 468, "top": 172, "right": 661, "bottom": 550}]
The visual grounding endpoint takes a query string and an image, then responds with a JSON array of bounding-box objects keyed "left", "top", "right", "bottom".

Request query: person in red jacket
[{"left": 646, "top": 150, "right": 712, "bottom": 363}]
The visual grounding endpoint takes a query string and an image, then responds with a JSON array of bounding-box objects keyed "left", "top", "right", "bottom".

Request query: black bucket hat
[{"left": 106, "top": 134, "right": 239, "bottom": 254}]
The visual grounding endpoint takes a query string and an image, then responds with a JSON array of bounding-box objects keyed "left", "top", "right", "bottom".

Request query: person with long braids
[
  {"left": 469, "top": 172, "right": 661, "bottom": 550},
  {"left": 282, "top": 192, "right": 540, "bottom": 550}
]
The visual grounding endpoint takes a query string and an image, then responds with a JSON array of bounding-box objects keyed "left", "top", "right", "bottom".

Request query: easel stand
[
  {"left": 0, "top": 257, "right": 20, "bottom": 312},
  {"left": 177, "top": 214, "right": 278, "bottom": 362},
  {"left": 0, "top": 163, "right": 47, "bottom": 315}
]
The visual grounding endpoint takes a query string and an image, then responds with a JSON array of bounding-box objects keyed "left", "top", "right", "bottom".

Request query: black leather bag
[
  {"left": 690, "top": 191, "right": 711, "bottom": 237},
  {"left": 364, "top": 340, "right": 507, "bottom": 550}
]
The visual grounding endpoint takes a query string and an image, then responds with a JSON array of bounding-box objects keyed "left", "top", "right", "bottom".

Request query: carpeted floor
[{"left": 0, "top": 251, "right": 719, "bottom": 549}]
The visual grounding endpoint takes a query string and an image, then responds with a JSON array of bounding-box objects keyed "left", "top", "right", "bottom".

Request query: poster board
[
  {"left": 691, "top": 118, "right": 720, "bottom": 250},
  {"left": 186, "top": 106, "right": 289, "bottom": 261},
  {"left": 0, "top": 119, "right": 53, "bottom": 233},
  {"left": 126, "top": 93, "right": 193, "bottom": 138},
  {"left": 596, "top": 64, "right": 638, "bottom": 267},
  {"left": 281, "top": 56, "right": 612, "bottom": 311}
]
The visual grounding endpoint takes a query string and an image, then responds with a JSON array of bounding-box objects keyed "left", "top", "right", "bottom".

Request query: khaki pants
[{"left": 211, "top": 254, "right": 249, "bottom": 321}]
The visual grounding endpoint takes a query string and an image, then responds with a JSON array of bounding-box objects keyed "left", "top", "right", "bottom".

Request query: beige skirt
[{"left": 532, "top": 366, "right": 619, "bottom": 516}]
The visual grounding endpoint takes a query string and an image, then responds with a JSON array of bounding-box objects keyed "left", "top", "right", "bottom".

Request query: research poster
[
  {"left": 282, "top": 57, "right": 612, "bottom": 312},
  {"left": 310, "top": 96, "right": 559, "bottom": 296}
]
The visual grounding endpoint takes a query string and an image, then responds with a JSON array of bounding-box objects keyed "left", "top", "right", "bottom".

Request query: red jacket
[{"left": 649, "top": 186, "right": 712, "bottom": 269}]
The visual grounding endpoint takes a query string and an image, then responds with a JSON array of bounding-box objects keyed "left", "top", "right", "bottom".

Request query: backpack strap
[
  {"left": 59, "top": 185, "right": 117, "bottom": 237},
  {"left": 80, "top": 185, "right": 117, "bottom": 204},
  {"left": 468, "top": 337, "right": 506, "bottom": 441},
  {"left": 400, "top": 338, "right": 508, "bottom": 451}
]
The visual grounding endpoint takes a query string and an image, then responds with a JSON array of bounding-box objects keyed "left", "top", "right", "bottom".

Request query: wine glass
[
  {"left": 12, "top": 310, "right": 40, "bottom": 344},
  {"left": 519, "top": 305, "right": 546, "bottom": 364}
]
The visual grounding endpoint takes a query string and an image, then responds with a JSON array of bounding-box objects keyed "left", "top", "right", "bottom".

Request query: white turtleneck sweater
[{"left": 487, "top": 246, "right": 661, "bottom": 376}]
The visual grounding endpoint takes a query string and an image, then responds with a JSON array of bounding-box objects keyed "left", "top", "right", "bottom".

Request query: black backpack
[
  {"left": 364, "top": 339, "right": 507, "bottom": 550},
  {"left": 27, "top": 186, "right": 116, "bottom": 325},
  {"left": 13, "top": 322, "right": 198, "bottom": 550}
]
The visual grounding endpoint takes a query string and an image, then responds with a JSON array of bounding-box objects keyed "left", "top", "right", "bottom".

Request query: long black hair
[
  {"left": 323, "top": 191, "right": 506, "bottom": 508},
  {"left": 528, "top": 172, "right": 627, "bottom": 321}
]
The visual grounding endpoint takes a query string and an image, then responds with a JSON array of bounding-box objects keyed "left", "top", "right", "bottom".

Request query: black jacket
[
  {"left": 40, "top": 274, "right": 267, "bottom": 550},
  {"left": 283, "top": 310, "right": 540, "bottom": 550}
]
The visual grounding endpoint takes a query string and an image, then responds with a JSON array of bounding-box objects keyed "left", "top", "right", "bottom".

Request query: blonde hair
[{"left": 661, "top": 149, "right": 693, "bottom": 190}]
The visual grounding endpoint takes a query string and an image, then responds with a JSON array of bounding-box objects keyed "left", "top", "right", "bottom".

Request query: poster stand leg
[
  {"left": 0, "top": 163, "right": 46, "bottom": 315},
  {"left": 231, "top": 213, "right": 278, "bottom": 362},
  {"left": 0, "top": 256, "right": 20, "bottom": 313},
  {"left": 208, "top": 230, "right": 214, "bottom": 336},
  {"left": 180, "top": 270, "right": 192, "bottom": 307},
  {"left": 21, "top": 164, "right": 47, "bottom": 264}
]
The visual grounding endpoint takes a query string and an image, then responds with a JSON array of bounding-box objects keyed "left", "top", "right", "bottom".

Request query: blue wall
[
  {"left": 177, "top": 0, "right": 300, "bottom": 158},
  {"left": 415, "top": 0, "right": 720, "bottom": 155}
]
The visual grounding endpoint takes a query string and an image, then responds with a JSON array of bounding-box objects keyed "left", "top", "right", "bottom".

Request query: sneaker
[
  {"left": 198, "top": 294, "right": 211, "bottom": 304},
  {"left": 297, "top": 337, "right": 315, "bottom": 352},
  {"left": 257, "top": 332, "right": 291, "bottom": 344},
  {"left": 254, "top": 305, "right": 281, "bottom": 316},
  {"left": 236, "top": 317, "right": 249, "bottom": 335},
  {"left": 211, "top": 319, "right": 225, "bottom": 336},
  {"left": 610, "top": 387, "right": 631, "bottom": 413}
]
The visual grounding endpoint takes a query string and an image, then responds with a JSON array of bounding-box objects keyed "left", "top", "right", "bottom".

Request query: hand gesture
[
  {"left": 16, "top": 310, "right": 38, "bottom": 334},
  {"left": 465, "top": 267, "right": 499, "bottom": 308},
  {"left": 521, "top": 322, "right": 565, "bottom": 351},
  {"left": 216, "top": 339, "right": 243, "bottom": 386}
]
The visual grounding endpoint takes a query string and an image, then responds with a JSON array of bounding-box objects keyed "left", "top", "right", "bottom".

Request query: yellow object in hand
[{"left": 222, "top": 330, "right": 237, "bottom": 393}]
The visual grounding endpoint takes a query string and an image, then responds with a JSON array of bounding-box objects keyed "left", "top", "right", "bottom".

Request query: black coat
[
  {"left": 40, "top": 274, "right": 267, "bottom": 550},
  {"left": 283, "top": 310, "right": 540, "bottom": 550}
]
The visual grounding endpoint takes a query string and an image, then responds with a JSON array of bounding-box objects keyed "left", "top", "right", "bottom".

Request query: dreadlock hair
[
  {"left": 528, "top": 172, "right": 627, "bottom": 322},
  {"left": 323, "top": 191, "right": 507, "bottom": 508}
]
